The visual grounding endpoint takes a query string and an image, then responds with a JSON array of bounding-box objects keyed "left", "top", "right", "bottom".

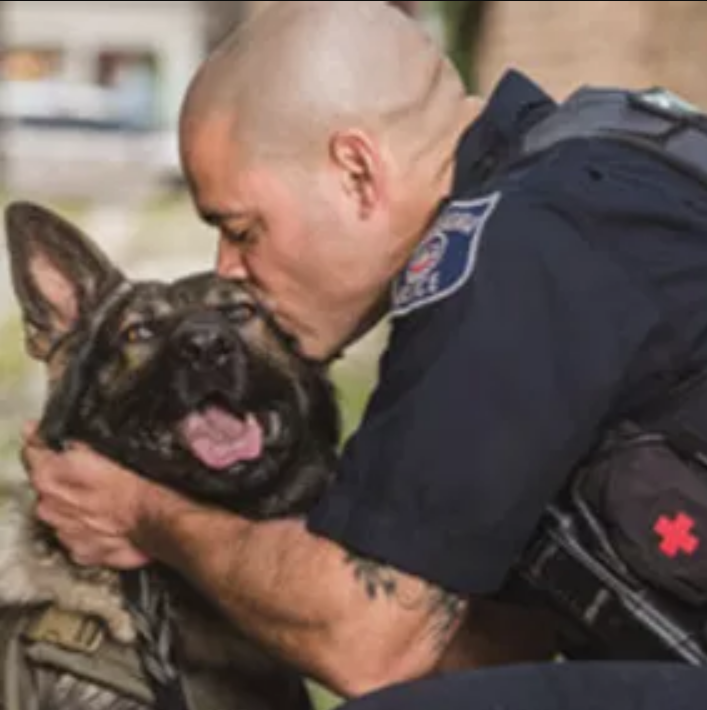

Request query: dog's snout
[{"left": 174, "top": 320, "right": 235, "bottom": 368}]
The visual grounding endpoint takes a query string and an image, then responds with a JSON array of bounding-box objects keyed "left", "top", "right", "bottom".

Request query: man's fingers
[
  {"left": 17, "top": 423, "right": 154, "bottom": 571},
  {"left": 22, "top": 441, "right": 94, "bottom": 493},
  {"left": 35, "top": 498, "right": 81, "bottom": 530},
  {"left": 105, "top": 548, "right": 151, "bottom": 570},
  {"left": 35, "top": 495, "right": 123, "bottom": 539},
  {"left": 20, "top": 421, "right": 86, "bottom": 487},
  {"left": 54, "top": 532, "right": 150, "bottom": 569},
  {"left": 21, "top": 420, "right": 39, "bottom": 444},
  {"left": 22, "top": 440, "right": 63, "bottom": 482},
  {"left": 30, "top": 463, "right": 84, "bottom": 505},
  {"left": 60, "top": 540, "right": 101, "bottom": 567},
  {"left": 20, "top": 437, "right": 47, "bottom": 477}
]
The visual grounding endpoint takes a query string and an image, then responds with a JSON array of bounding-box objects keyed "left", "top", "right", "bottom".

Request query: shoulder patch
[{"left": 391, "top": 192, "right": 500, "bottom": 317}]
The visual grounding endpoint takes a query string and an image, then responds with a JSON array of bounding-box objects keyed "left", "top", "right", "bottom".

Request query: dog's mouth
[
  {"left": 174, "top": 397, "right": 288, "bottom": 472},
  {"left": 177, "top": 405, "right": 264, "bottom": 470}
]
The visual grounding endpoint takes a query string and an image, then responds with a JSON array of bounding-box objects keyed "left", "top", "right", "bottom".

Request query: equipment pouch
[{"left": 575, "top": 424, "right": 707, "bottom": 607}]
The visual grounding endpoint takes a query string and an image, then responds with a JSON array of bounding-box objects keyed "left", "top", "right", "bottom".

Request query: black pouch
[
  {"left": 511, "top": 421, "right": 707, "bottom": 664},
  {"left": 576, "top": 423, "right": 707, "bottom": 607},
  {"left": 510, "top": 369, "right": 707, "bottom": 662}
]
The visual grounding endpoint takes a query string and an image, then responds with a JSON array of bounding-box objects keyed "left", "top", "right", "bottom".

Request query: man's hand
[{"left": 21, "top": 421, "right": 152, "bottom": 569}]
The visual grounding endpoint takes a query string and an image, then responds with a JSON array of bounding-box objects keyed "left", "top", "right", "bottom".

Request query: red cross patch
[{"left": 653, "top": 512, "right": 700, "bottom": 558}]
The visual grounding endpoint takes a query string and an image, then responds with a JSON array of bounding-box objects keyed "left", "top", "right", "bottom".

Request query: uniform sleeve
[{"left": 306, "top": 188, "right": 666, "bottom": 595}]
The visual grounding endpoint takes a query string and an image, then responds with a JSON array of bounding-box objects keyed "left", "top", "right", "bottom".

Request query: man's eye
[{"left": 224, "top": 228, "right": 252, "bottom": 245}]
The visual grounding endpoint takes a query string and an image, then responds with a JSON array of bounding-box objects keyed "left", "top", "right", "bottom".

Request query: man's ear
[
  {"left": 4, "top": 201, "right": 125, "bottom": 361},
  {"left": 328, "top": 129, "right": 385, "bottom": 219}
]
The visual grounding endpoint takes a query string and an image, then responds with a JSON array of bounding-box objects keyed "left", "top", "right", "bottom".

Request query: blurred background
[
  {"left": 0, "top": 0, "right": 706, "bottom": 704},
  {"left": 4, "top": 0, "right": 707, "bottom": 467}
]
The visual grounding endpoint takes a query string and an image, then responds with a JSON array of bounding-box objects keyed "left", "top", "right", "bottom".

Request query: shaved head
[
  {"left": 178, "top": 1, "right": 483, "bottom": 360},
  {"left": 180, "top": 1, "right": 469, "bottom": 166}
]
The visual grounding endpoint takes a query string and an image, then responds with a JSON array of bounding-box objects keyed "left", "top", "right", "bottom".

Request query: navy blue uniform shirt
[{"left": 307, "top": 69, "right": 707, "bottom": 594}]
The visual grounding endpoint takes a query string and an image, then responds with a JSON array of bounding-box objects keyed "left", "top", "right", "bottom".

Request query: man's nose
[{"left": 216, "top": 237, "right": 249, "bottom": 279}]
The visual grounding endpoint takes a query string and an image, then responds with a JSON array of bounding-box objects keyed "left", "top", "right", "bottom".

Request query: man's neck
[
  {"left": 437, "top": 96, "right": 485, "bottom": 199},
  {"left": 403, "top": 96, "right": 486, "bottom": 252}
]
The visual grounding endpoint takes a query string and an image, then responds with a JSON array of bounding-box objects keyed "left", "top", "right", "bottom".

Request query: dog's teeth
[
  {"left": 268, "top": 411, "right": 281, "bottom": 442},
  {"left": 158, "top": 432, "right": 173, "bottom": 453}
]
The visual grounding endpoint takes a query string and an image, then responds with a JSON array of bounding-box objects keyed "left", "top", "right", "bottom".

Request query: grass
[
  {"left": 331, "top": 323, "right": 387, "bottom": 439},
  {"left": 0, "top": 314, "right": 36, "bottom": 476},
  {"left": 310, "top": 682, "right": 342, "bottom": 710},
  {"left": 332, "top": 364, "right": 377, "bottom": 442},
  {"left": 0, "top": 315, "right": 27, "bottom": 386}
]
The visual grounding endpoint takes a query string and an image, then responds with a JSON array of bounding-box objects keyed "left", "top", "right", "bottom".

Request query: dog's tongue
[{"left": 178, "top": 406, "right": 263, "bottom": 470}]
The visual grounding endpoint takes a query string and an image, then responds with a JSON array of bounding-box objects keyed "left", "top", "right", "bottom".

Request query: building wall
[
  {"left": 3, "top": 0, "right": 206, "bottom": 126},
  {"left": 476, "top": 1, "right": 707, "bottom": 108}
]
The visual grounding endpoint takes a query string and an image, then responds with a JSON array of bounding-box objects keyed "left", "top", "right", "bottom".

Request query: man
[{"left": 21, "top": 0, "right": 707, "bottom": 704}]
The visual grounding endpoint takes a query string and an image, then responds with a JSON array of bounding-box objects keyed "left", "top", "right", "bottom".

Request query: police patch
[{"left": 391, "top": 192, "right": 500, "bottom": 317}]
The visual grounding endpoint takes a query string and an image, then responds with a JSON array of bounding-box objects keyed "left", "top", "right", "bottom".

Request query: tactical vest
[
  {"left": 0, "top": 604, "right": 152, "bottom": 710},
  {"left": 501, "top": 85, "right": 707, "bottom": 664},
  {"left": 0, "top": 603, "right": 265, "bottom": 710}
]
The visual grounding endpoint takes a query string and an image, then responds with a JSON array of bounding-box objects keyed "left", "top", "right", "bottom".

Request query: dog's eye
[
  {"left": 122, "top": 323, "right": 154, "bottom": 344},
  {"left": 224, "top": 302, "right": 257, "bottom": 325}
]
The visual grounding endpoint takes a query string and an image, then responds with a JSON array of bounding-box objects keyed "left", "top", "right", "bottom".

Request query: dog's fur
[{"left": 0, "top": 201, "right": 341, "bottom": 709}]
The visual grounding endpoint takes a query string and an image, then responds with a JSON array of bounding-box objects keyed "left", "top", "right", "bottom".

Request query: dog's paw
[
  {"left": 105, "top": 607, "right": 137, "bottom": 644},
  {"left": 79, "top": 589, "right": 137, "bottom": 645},
  {"left": 49, "top": 580, "right": 136, "bottom": 645}
]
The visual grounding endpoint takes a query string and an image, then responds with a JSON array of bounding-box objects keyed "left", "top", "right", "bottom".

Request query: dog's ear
[{"left": 4, "top": 200, "right": 125, "bottom": 361}]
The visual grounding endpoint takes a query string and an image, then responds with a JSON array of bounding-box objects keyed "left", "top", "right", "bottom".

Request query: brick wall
[{"left": 475, "top": 1, "right": 707, "bottom": 109}]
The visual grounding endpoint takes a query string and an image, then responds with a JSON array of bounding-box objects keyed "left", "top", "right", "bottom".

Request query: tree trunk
[
  {"left": 388, "top": 1, "right": 417, "bottom": 15},
  {"left": 204, "top": 1, "right": 246, "bottom": 51}
]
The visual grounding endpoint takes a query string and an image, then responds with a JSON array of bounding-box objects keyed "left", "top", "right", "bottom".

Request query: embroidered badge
[{"left": 391, "top": 192, "right": 500, "bottom": 317}]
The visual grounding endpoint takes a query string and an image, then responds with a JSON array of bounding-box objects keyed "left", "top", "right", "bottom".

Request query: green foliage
[
  {"left": 435, "top": 0, "right": 485, "bottom": 89},
  {"left": 332, "top": 367, "right": 376, "bottom": 442},
  {"left": 309, "top": 682, "right": 341, "bottom": 710},
  {"left": 0, "top": 316, "right": 26, "bottom": 386},
  {"left": 0, "top": 316, "right": 35, "bottom": 474}
]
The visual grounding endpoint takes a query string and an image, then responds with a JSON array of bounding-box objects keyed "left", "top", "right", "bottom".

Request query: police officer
[{"left": 21, "top": 1, "right": 707, "bottom": 707}]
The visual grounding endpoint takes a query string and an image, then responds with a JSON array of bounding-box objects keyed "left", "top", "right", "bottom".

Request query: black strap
[
  {"left": 627, "top": 368, "right": 707, "bottom": 466},
  {"left": 515, "top": 85, "right": 707, "bottom": 193},
  {"left": 516, "top": 503, "right": 707, "bottom": 664},
  {"left": 515, "top": 81, "right": 707, "bottom": 461},
  {"left": 121, "top": 567, "right": 190, "bottom": 710}
]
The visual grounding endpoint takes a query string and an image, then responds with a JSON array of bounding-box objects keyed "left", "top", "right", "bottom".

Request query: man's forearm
[
  {"left": 20, "top": 426, "right": 470, "bottom": 694},
  {"left": 132, "top": 484, "right": 468, "bottom": 696},
  {"left": 134, "top": 486, "right": 334, "bottom": 641}
]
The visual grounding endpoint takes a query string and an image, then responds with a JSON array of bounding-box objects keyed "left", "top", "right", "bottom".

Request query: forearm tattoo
[
  {"left": 427, "top": 586, "right": 466, "bottom": 641},
  {"left": 344, "top": 553, "right": 466, "bottom": 648},
  {"left": 346, "top": 554, "right": 398, "bottom": 599}
]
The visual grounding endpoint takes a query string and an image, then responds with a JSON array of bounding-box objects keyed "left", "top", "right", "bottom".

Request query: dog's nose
[{"left": 175, "top": 323, "right": 234, "bottom": 368}]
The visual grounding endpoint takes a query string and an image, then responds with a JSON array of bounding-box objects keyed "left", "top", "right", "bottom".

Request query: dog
[{"left": 0, "top": 201, "right": 341, "bottom": 710}]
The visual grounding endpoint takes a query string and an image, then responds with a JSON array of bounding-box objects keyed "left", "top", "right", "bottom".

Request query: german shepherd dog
[{"left": 0, "top": 201, "right": 340, "bottom": 710}]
